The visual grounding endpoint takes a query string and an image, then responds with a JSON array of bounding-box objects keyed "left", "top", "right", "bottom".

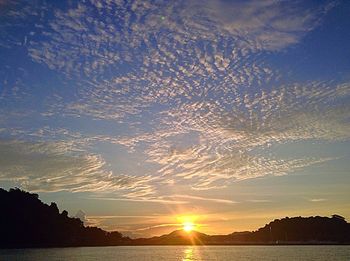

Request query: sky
[{"left": 0, "top": 0, "right": 350, "bottom": 238}]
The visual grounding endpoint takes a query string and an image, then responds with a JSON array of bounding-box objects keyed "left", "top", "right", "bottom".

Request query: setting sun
[
  {"left": 183, "top": 222, "right": 194, "bottom": 232},
  {"left": 178, "top": 216, "right": 198, "bottom": 232}
]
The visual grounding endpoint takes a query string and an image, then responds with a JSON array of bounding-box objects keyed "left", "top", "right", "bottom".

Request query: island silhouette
[{"left": 1, "top": 188, "right": 349, "bottom": 248}]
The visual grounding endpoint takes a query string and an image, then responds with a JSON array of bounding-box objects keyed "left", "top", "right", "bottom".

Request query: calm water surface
[{"left": 0, "top": 246, "right": 349, "bottom": 260}]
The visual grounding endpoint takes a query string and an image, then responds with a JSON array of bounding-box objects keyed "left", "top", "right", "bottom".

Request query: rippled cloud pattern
[{"left": 0, "top": 0, "right": 349, "bottom": 202}]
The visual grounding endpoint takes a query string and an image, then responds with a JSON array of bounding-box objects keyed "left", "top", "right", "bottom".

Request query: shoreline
[{"left": 2, "top": 243, "right": 350, "bottom": 249}]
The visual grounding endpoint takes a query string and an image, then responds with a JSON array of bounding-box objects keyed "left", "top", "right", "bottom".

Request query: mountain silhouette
[
  {"left": 133, "top": 230, "right": 210, "bottom": 245},
  {"left": 1, "top": 187, "right": 349, "bottom": 248}
]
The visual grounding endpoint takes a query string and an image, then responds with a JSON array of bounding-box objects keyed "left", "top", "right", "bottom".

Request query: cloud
[
  {"left": 25, "top": 0, "right": 335, "bottom": 86},
  {"left": 309, "top": 198, "right": 327, "bottom": 202},
  {"left": 0, "top": 0, "right": 347, "bottom": 196},
  {"left": 87, "top": 196, "right": 188, "bottom": 205},
  {"left": 247, "top": 199, "right": 272, "bottom": 203},
  {"left": 113, "top": 80, "right": 348, "bottom": 189},
  {"left": 165, "top": 195, "right": 238, "bottom": 204},
  {"left": 151, "top": 146, "right": 332, "bottom": 190},
  {"left": 0, "top": 140, "right": 155, "bottom": 195},
  {"left": 133, "top": 223, "right": 180, "bottom": 232},
  {"left": 179, "top": 0, "right": 334, "bottom": 51}
]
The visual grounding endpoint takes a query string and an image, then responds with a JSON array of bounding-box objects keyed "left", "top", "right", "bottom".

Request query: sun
[
  {"left": 177, "top": 215, "right": 198, "bottom": 233},
  {"left": 183, "top": 221, "right": 195, "bottom": 232}
]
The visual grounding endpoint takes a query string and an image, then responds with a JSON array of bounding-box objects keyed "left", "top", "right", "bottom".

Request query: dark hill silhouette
[
  {"left": 0, "top": 188, "right": 349, "bottom": 248},
  {"left": 207, "top": 215, "right": 350, "bottom": 245},
  {"left": 0, "top": 188, "right": 131, "bottom": 248},
  {"left": 133, "top": 230, "right": 210, "bottom": 245},
  {"left": 132, "top": 216, "right": 350, "bottom": 245}
]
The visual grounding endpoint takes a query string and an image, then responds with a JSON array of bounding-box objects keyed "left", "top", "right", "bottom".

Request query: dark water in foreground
[{"left": 0, "top": 245, "right": 349, "bottom": 260}]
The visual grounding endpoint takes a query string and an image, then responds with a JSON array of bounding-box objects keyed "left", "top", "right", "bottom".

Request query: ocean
[{"left": 0, "top": 245, "right": 349, "bottom": 260}]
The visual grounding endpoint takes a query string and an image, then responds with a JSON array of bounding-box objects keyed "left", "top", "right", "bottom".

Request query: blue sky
[{"left": 0, "top": 0, "right": 349, "bottom": 237}]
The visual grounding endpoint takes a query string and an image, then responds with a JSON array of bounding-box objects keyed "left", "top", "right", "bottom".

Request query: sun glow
[
  {"left": 183, "top": 222, "right": 194, "bottom": 232},
  {"left": 178, "top": 216, "right": 198, "bottom": 232}
]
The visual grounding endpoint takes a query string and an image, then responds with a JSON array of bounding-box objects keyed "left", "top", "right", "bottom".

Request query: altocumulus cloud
[{"left": 0, "top": 0, "right": 348, "bottom": 197}]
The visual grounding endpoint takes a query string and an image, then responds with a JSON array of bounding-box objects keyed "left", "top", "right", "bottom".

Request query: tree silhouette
[{"left": 0, "top": 188, "right": 129, "bottom": 248}]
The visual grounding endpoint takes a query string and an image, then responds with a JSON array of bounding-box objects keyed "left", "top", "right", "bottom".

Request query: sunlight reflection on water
[{"left": 182, "top": 246, "right": 194, "bottom": 261}]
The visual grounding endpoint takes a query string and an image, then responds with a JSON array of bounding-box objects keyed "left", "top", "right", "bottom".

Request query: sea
[{"left": 0, "top": 245, "right": 349, "bottom": 260}]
